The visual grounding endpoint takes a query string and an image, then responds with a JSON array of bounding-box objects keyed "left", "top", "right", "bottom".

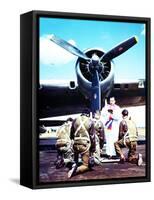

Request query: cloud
[
  {"left": 68, "top": 39, "right": 76, "bottom": 46},
  {"left": 40, "top": 35, "right": 76, "bottom": 66},
  {"left": 141, "top": 25, "right": 145, "bottom": 36}
]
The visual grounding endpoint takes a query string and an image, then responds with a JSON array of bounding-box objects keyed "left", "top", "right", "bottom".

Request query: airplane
[{"left": 39, "top": 35, "right": 145, "bottom": 120}]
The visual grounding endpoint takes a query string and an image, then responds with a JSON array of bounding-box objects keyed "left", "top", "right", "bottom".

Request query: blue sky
[{"left": 39, "top": 17, "right": 146, "bottom": 82}]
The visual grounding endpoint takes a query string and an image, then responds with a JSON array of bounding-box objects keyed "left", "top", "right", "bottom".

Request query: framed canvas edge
[{"left": 21, "top": 10, "right": 151, "bottom": 189}]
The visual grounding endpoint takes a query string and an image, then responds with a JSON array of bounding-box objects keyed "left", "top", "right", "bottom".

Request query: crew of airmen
[{"left": 52, "top": 97, "right": 143, "bottom": 178}]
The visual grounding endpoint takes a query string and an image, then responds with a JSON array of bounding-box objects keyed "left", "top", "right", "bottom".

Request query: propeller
[
  {"left": 50, "top": 34, "right": 90, "bottom": 61},
  {"left": 50, "top": 35, "right": 138, "bottom": 115},
  {"left": 91, "top": 70, "right": 101, "bottom": 114},
  {"left": 101, "top": 36, "right": 138, "bottom": 62}
]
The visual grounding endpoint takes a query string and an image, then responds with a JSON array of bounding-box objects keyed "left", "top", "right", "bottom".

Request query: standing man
[
  {"left": 68, "top": 111, "right": 96, "bottom": 178},
  {"left": 114, "top": 109, "right": 143, "bottom": 165},
  {"left": 102, "top": 97, "right": 121, "bottom": 158}
]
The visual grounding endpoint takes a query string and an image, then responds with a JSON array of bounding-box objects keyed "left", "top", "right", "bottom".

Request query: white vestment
[{"left": 102, "top": 104, "right": 121, "bottom": 156}]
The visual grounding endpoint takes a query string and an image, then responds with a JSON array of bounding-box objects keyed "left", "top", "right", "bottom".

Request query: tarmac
[{"left": 39, "top": 144, "right": 146, "bottom": 183}]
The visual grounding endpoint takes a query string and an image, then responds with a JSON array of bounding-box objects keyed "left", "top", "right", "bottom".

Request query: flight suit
[
  {"left": 114, "top": 117, "right": 138, "bottom": 163},
  {"left": 93, "top": 119, "right": 105, "bottom": 164},
  {"left": 55, "top": 121, "right": 74, "bottom": 168},
  {"left": 70, "top": 115, "right": 95, "bottom": 174},
  {"left": 94, "top": 119, "right": 104, "bottom": 150}
]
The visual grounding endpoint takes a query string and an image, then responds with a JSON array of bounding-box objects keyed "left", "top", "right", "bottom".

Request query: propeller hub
[
  {"left": 89, "top": 54, "right": 103, "bottom": 74},
  {"left": 92, "top": 54, "right": 99, "bottom": 61},
  {"left": 91, "top": 54, "right": 100, "bottom": 66}
]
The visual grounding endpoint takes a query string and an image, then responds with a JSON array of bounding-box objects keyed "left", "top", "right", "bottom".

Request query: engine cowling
[{"left": 76, "top": 48, "right": 114, "bottom": 102}]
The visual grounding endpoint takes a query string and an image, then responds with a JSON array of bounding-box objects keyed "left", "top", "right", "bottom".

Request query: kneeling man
[{"left": 114, "top": 109, "right": 143, "bottom": 166}]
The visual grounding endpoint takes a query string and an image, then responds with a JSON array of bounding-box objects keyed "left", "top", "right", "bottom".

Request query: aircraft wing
[
  {"left": 39, "top": 80, "right": 145, "bottom": 118},
  {"left": 110, "top": 80, "right": 145, "bottom": 107},
  {"left": 38, "top": 81, "right": 145, "bottom": 118},
  {"left": 39, "top": 83, "right": 90, "bottom": 118}
]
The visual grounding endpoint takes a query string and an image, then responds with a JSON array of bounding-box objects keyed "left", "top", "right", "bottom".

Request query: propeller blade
[
  {"left": 101, "top": 36, "right": 138, "bottom": 62},
  {"left": 91, "top": 70, "right": 101, "bottom": 115},
  {"left": 50, "top": 35, "right": 90, "bottom": 61}
]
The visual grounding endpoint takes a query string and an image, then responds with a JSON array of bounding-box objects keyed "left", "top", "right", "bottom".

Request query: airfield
[
  {"left": 39, "top": 144, "right": 146, "bottom": 183},
  {"left": 39, "top": 126, "right": 146, "bottom": 183}
]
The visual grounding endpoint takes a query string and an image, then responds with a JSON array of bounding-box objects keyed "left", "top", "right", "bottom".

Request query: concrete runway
[{"left": 39, "top": 144, "right": 146, "bottom": 183}]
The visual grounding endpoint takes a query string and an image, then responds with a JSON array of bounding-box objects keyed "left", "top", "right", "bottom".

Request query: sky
[{"left": 39, "top": 17, "right": 146, "bottom": 82}]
